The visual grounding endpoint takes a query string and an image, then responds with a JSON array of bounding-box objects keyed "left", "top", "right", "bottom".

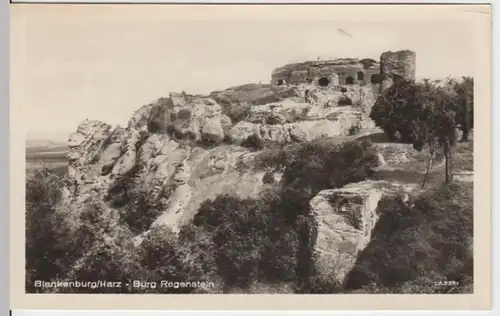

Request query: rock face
[
  {"left": 229, "top": 111, "right": 375, "bottom": 145},
  {"left": 121, "top": 82, "right": 378, "bottom": 148},
  {"left": 225, "top": 83, "right": 377, "bottom": 144},
  {"left": 130, "top": 93, "right": 231, "bottom": 145},
  {"left": 309, "top": 180, "right": 417, "bottom": 284},
  {"left": 58, "top": 50, "right": 418, "bottom": 277},
  {"left": 58, "top": 60, "right": 390, "bottom": 245},
  {"left": 63, "top": 120, "right": 127, "bottom": 208},
  {"left": 63, "top": 118, "right": 268, "bottom": 240}
]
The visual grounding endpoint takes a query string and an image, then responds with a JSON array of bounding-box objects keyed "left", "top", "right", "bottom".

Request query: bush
[
  {"left": 252, "top": 142, "right": 301, "bottom": 171},
  {"left": 118, "top": 191, "right": 164, "bottom": 235},
  {"left": 262, "top": 172, "right": 275, "bottom": 184},
  {"left": 224, "top": 102, "right": 252, "bottom": 123},
  {"left": 190, "top": 194, "right": 298, "bottom": 289},
  {"left": 25, "top": 166, "right": 69, "bottom": 292},
  {"left": 348, "top": 123, "right": 361, "bottom": 136},
  {"left": 199, "top": 133, "right": 222, "bottom": 148},
  {"left": 345, "top": 182, "right": 473, "bottom": 293},
  {"left": 338, "top": 96, "right": 353, "bottom": 106},
  {"left": 136, "top": 226, "right": 194, "bottom": 293},
  {"left": 241, "top": 134, "right": 264, "bottom": 151},
  {"left": 281, "top": 139, "right": 379, "bottom": 195},
  {"left": 55, "top": 201, "right": 142, "bottom": 293},
  {"left": 370, "top": 79, "right": 423, "bottom": 143},
  {"left": 24, "top": 138, "right": 388, "bottom": 294},
  {"left": 147, "top": 121, "right": 162, "bottom": 134},
  {"left": 177, "top": 108, "right": 192, "bottom": 120},
  {"left": 134, "top": 224, "right": 222, "bottom": 293},
  {"left": 26, "top": 167, "right": 143, "bottom": 293},
  {"left": 187, "top": 139, "right": 379, "bottom": 292}
]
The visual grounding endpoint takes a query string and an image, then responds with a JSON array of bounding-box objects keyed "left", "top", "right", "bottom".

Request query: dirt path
[{"left": 375, "top": 158, "right": 446, "bottom": 174}]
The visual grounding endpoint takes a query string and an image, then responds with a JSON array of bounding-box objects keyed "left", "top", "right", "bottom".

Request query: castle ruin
[{"left": 270, "top": 50, "right": 416, "bottom": 92}]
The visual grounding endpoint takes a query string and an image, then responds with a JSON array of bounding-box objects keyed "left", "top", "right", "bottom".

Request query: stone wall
[
  {"left": 379, "top": 50, "right": 416, "bottom": 92},
  {"left": 270, "top": 50, "right": 415, "bottom": 92},
  {"left": 271, "top": 58, "right": 381, "bottom": 88}
]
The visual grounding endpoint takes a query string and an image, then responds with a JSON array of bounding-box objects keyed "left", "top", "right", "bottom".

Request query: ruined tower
[
  {"left": 379, "top": 50, "right": 416, "bottom": 92},
  {"left": 269, "top": 50, "right": 415, "bottom": 91}
]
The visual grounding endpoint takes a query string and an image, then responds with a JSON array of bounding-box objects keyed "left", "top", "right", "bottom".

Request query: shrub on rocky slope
[
  {"left": 25, "top": 74, "right": 474, "bottom": 294},
  {"left": 345, "top": 182, "right": 473, "bottom": 293}
]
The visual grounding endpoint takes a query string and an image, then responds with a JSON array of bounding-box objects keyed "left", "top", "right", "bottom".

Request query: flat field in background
[{"left": 25, "top": 141, "right": 68, "bottom": 176}]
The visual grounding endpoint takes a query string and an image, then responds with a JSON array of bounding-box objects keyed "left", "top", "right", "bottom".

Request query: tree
[
  {"left": 191, "top": 195, "right": 297, "bottom": 289},
  {"left": 370, "top": 78, "right": 459, "bottom": 187},
  {"left": 137, "top": 225, "right": 198, "bottom": 293},
  {"left": 345, "top": 182, "right": 473, "bottom": 293},
  {"left": 25, "top": 166, "right": 82, "bottom": 292},
  {"left": 453, "top": 77, "right": 474, "bottom": 142},
  {"left": 433, "top": 83, "right": 458, "bottom": 184},
  {"left": 59, "top": 201, "right": 142, "bottom": 293},
  {"left": 370, "top": 79, "right": 423, "bottom": 143}
]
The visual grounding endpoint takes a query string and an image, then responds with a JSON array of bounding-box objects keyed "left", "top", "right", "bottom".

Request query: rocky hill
[{"left": 54, "top": 66, "right": 443, "bottom": 288}]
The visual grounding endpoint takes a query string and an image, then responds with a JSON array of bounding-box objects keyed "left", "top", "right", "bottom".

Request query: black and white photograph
[{"left": 12, "top": 3, "right": 491, "bottom": 306}]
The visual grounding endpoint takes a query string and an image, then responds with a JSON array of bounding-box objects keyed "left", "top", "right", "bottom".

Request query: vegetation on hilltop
[
  {"left": 370, "top": 76, "right": 474, "bottom": 187},
  {"left": 25, "top": 76, "right": 474, "bottom": 294}
]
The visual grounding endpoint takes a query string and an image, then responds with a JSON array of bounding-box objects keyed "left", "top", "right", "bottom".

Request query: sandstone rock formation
[
  {"left": 309, "top": 180, "right": 417, "bottom": 285},
  {"left": 60, "top": 78, "right": 380, "bottom": 247},
  {"left": 57, "top": 50, "right": 418, "bottom": 283},
  {"left": 63, "top": 118, "right": 268, "bottom": 242}
]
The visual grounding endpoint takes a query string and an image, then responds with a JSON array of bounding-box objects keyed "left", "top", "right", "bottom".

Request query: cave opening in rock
[
  {"left": 318, "top": 77, "right": 330, "bottom": 87},
  {"left": 338, "top": 97, "right": 353, "bottom": 106},
  {"left": 370, "top": 74, "right": 383, "bottom": 84},
  {"left": 340, "top": 87, "right": 348, "bottom": 93},
  {"left": 345, "top": 76, "right": 354, "bottom": 85},
  {"left": 357, "top": 71, "right": 364, "bottom": 81},
  {"left": 276, "top": 79, "right": 284, "bottom": 85}
]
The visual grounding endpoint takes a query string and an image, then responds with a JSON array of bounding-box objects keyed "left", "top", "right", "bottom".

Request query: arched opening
[
  {"left": 338, "top": 96, "right": 353, "bottom": 106},
  {"left": 345, "top": 76, "right": 354, "bottom": 85},
  {"left": 318, "top": 77, "right": 330, "bottom": 87},
  {"left": 357, "top": 71, "right": 364, "bottom": 81},
  {"left": 370, "top": 74, "right": 383, "bottom": 84},
  {"left": 276, "top": 79, "right": 284, "bottom": 86},
  {"left": 340, "top": 87, "right": 348, "bottom": 93}
]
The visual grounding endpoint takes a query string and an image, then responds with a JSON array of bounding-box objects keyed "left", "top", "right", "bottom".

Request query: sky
[{"left": 11, "top": 6, "right": 477, "bottom": 141}]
